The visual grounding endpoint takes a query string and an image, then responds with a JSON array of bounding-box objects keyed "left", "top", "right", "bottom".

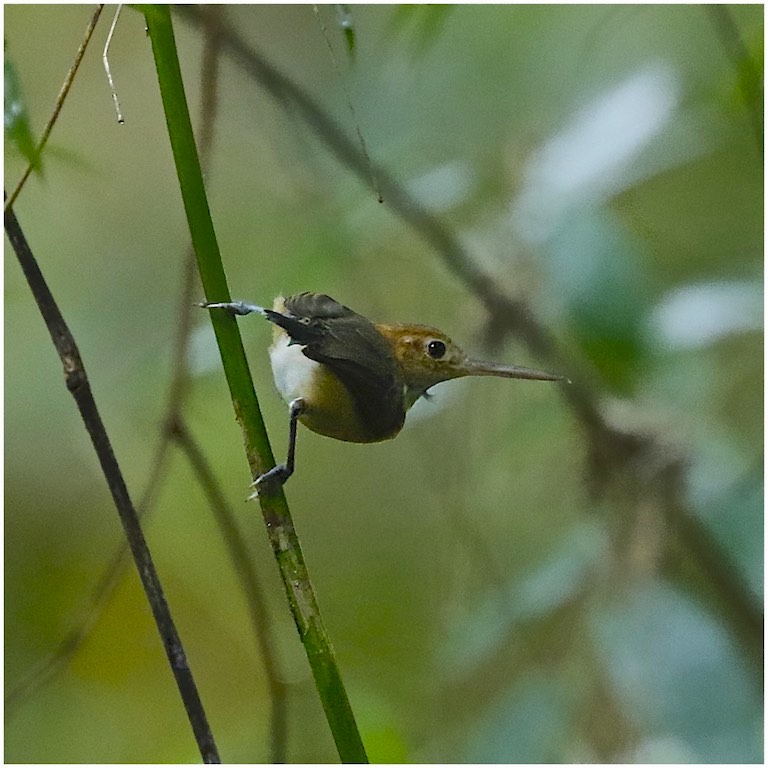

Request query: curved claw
[{"left": 247, "top": 464, "right": 292, "bottom": 499}]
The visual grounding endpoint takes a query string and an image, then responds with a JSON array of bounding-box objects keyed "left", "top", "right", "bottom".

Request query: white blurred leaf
[
  {"left": 511, "top": 63, "right": 683, "bottom": 244},
  {"left": 649, "top": 280, "right": 762, "bottom": 349},
  {"left": 590, "top": 582, "right": 761, "bottom": 762}
]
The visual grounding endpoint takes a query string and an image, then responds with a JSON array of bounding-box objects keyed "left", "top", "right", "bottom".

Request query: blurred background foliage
[{"left": 4, "top": 4, "right": 763, "bottom": 763}]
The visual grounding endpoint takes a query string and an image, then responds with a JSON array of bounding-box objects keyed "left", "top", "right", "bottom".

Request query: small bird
[{"left": 204, "top": 292, "right": 564, "bottom": 489}]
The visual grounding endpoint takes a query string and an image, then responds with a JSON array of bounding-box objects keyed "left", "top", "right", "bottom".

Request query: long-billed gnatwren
[{"left": 204, "top": 292, "right": 564, "bottom": 489}]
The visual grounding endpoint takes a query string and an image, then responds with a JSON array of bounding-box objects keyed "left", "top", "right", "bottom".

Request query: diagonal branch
[
  {"left": 4, "top": 198, "right": 220, "bottom": 763},
  {"left": 5, "top": 4, "right": 104, "bottom": 212}
]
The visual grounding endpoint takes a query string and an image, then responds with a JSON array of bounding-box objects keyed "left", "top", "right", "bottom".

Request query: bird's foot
[{"left": 247, "top": 463, "right": 292, "bottom": 499}]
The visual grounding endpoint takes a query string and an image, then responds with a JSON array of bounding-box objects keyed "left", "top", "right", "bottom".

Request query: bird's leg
[
  {"left": 201, "top": 300, "right": 266, "bottom": 317},
  {"left": 249, "top": 398, "right": 306, "bottom": 495}
]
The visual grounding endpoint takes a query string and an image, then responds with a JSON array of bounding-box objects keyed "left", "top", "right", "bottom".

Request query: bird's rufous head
[{"left": 375, "top": 323, "right": 564, "bottom": 408}]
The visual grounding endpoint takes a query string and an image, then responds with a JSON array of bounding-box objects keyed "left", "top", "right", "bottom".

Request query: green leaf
[
  {"left": 4, "top": 43, "right": 39, "bottom": 171},
  {"left": 547, "top": 209, "right": 652, "bottom": 394}
]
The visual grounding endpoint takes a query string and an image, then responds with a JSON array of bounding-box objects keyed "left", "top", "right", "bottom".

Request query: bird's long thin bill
[{"left": 464, "top": 359, "right": 564, "bottom": 381}]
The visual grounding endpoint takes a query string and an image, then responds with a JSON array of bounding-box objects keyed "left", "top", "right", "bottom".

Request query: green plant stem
[{"left": 141, "top": 6, "right": 367, "bottom": 762}]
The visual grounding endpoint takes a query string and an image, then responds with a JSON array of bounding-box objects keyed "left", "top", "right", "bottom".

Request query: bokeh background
[{"left": 5, "top": 4, "right": 763, "bottom": 763}]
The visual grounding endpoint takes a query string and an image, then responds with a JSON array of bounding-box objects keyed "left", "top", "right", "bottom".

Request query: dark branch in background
[
  {"left": 4, "top": 200, "right": 220, "bottom": 764},
  {"left": 705, "top": 4, "right": 764, "bottom": 157},
  {"left": 5, "top": 4, "right": 104, "bottom": 212},
  {"left": 176, "top": 5, "right": 762, "bottom": 677},
  {"left": 6, "top": 10, "right": 288, "bottom": 762}
]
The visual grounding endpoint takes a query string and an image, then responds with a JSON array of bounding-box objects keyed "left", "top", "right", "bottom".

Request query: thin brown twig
[
  {"left": 5, "top": 4, "right": 104, "bottom": 212},
  {"left": 4, "top": 198, "right": 220, "bottom": 763}
]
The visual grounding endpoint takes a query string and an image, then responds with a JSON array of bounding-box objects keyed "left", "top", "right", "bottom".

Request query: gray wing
[
  {"left": 283, "top": 292, "right": 350, "bottom": 317},
  {"left": 279, "top": 294, "right": 405, "bottom": 441}
]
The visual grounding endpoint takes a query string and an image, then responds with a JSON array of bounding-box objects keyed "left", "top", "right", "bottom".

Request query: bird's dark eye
[
  {"left": 427, "top": 340, "right": 446, "bottom": 359},
  {"left": 298, "top": 316, "right": 312, "bottom": 325}
]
